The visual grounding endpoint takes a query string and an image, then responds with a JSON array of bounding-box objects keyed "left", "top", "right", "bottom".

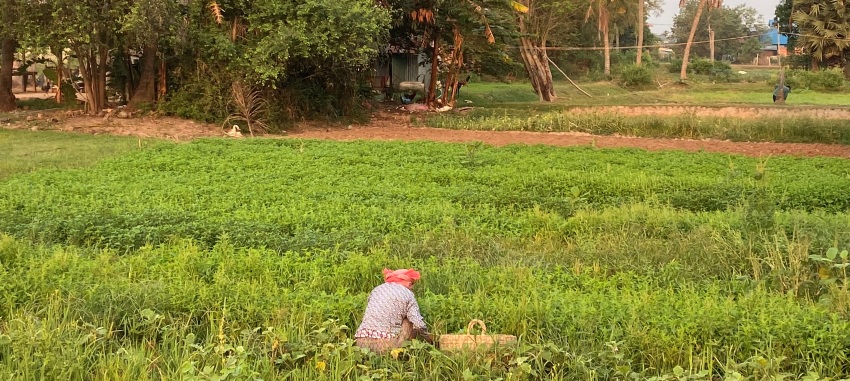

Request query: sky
[{"left": 647, "top": 0, "right": 781, "bottom": 35}]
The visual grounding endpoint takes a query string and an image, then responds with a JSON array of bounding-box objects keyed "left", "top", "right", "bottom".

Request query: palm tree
[
  {"left": 792, "top": 0, "right": 850, "bottom": 68},
  {"left": 587, "top": 0, "right": 638, "bottom": 75},
  {"left": 678, "top": 0, "right": 722, "bottom": 81}
]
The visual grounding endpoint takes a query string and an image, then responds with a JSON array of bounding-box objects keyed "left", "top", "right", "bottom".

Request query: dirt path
[
  {"left": 287, "top": 112, "right": 850, "bottom": 159},
  {"left": 4, "top": 111, "right": 850, "bottom": 158}
]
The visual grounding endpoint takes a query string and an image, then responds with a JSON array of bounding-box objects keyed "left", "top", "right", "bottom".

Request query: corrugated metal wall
[{"left": 391, "top": 54, "right": 420, "bottom": 88}]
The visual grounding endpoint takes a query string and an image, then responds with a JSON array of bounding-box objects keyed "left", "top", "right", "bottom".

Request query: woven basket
[{"left": 438, "top": 319, "right": 517, "bottom": 351}]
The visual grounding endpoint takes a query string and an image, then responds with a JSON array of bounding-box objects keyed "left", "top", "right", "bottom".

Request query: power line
[
  {"left": 515, "top": 34, "right": 759, "bottom": 52},
  {"left": 785, "top": 31, "right": 850, "bottom": 43},
  {"left": 507, "top": 32, "right": 850, "bottom": 53}
]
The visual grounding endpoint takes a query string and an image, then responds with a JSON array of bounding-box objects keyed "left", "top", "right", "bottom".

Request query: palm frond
[
  {"left": 223, "top": 81, "right": 269, "bottom": 137},
  {"left": 209, "top": 1, "right": 224, "bottom": 25}
]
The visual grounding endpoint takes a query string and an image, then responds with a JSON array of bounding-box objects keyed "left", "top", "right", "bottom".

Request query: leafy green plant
[
  {"left": 1, "top": 137, "right": 850, "bottom": 379},
  {"left": 620, "top": 64, "right": 654, "bottom": 87}
]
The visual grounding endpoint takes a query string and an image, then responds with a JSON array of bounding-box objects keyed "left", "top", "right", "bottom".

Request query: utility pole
[
  {"left": 708, "top": 24, "right": 715, "bottom": 62},
  {"left": 776, "top": 18, "right": 786, "bottom": 103}
]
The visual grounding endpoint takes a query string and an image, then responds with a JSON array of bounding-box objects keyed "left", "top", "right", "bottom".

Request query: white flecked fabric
[{"left": 355, "top": 282, "right": 427, "bottom": 339}]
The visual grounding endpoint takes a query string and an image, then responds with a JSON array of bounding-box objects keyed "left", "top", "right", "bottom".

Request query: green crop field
[{"left": 1, "top": 132, "right": 850, "bottom": 380}]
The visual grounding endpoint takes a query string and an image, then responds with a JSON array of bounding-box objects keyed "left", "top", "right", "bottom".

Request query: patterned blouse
[{"left": 355, "top": 283, "right": 428, "bottom": 339}]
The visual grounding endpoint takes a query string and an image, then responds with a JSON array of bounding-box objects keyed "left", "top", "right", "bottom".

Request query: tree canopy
[
  {"left": 0, "top": 0, "right": 680, "bottom": 118},
  {"left": 672, "top": 0, "right": 764, "bottom": 63}
]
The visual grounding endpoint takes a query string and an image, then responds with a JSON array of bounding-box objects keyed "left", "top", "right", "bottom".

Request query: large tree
[
  {"left": 585, "top": 0, "right": 643, "bottom": 75},
  {"left": 122, "top": 0, "right": 182, "bottom": 109},
  {"left": 515, "top": 0, "right": 579, "bottom": 102},
  {"left": 636, "top": 0, "right": 645, "bottom": 64},
  {"left": 0, "top": 0, "right": 23, "bottom": 111},
  {"left": 0, "top": 0, "right": 44, "bottom": 111},
  {"left": 792, "top": 0, "right": 850, "bottom": 69},
  {"left": 407, "top": 0, "right": 508, "bottom": 108},
  {"left": 774, "top": 0, "right": 797, "bottom": 51},
  {"left": 0, "top": 38, "right": 15, "bottom": 112},
  {"left": 46, "top": 0, "right": 130, "bottom": 114},
  {"left": 679, "top": 0, "right": 719, "bottom": 81},
  {"left": 672, "top": 1, "right": 762, "bottom": 64}
]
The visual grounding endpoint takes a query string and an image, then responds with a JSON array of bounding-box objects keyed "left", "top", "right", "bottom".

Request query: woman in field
[{"left": 354, "top": 268, "right": 433, "bottom": 353}]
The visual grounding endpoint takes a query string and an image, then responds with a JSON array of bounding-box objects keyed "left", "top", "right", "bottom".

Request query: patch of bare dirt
[
  {"left": 3, "top": 109, "right": 850, "bottom": 158},
  {"left": 3, "top": 110, "right": 224, "bottom": 141},
  {"left": 287, "top": 111, "right": 850, "bottom": 159},
  {"left": 568, "top": 105, "right": 850, "bottom": 120},
  {"left": 59, "top": 115, "right": 222, "bottom": 141}
]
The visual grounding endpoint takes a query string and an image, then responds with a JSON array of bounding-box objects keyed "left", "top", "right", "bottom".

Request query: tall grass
[{"left": 426, "top": 110, "right": 850, "bottom": 145}]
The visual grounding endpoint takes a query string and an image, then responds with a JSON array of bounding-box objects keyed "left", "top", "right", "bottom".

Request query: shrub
[
  {"left": 779, "top": 69, "right": 847, "bottom": 92},
  {"left": 668, "top": 59, "right": 683, "bottom": 73},
  {"left": 689, "top": 59, "right": 714, "bottom": 75},
  {"left": 619, "top": 64, "right": 654, "bottom": 87},
  {"left": 708, "top": 61, "right": 738, "bottom": 82},
  {"left": 814, "top": 68, "right": 846, "bottom": 90}
]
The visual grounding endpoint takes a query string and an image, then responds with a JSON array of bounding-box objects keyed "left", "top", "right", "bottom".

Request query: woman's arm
[{"left": 407, "top": 297, "right": 434, "bottom": 343}]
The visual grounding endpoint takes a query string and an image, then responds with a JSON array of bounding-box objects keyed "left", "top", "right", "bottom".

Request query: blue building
[{"left": 756, "top": 20, "right": 788, "bottom": 65}]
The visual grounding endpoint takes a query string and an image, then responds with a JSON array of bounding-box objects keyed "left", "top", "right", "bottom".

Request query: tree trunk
[
  {"left": 636, "top": 0, "right": 644, "bottom": 65},
  {"left": 76, "top": 46, "right": 108, "bottom": 114},
  {"left": 129, "top": 42, "right": 157, "bottom": 108},
  {"left": 158, "top": 59, "right": 166, "bottom": 101},
  {"left": 614, "top": 26, "right": 619, "bottom": 48},
  {"left": 441, "top": 26, "right": 465, "bottom": 108},
  {"left": 97, "top": 45, "right": 108, "bottom": 109},
  {"left": 0, "top": 37, "right": 16, "bottom": 112},
  {"left": 54, "top": 49, "right": 64, "bottom": 104},
  {"left": 517, "top": 13, "right": 555, "bottom": 102},
  {"left": 603, "top": 29, "right": 611, "bottom": 76},
  {"left": 426, "top": 31, "right": 440, "bottom": 108},
  {"left": 680, "top": 0, "right": 707, "bottom": 81},
  {"left": 519, "top": 38, "right": 556, "bottom": 102}
]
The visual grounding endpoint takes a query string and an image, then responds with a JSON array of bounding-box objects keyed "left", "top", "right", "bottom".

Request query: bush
[
  {"left": 614, "top": 50, "right": 659, "bottom": 69},
  {"left": 689, "top": 59, "right": 714, "bottom": 75},
  {"left": 708, "top": 61, "right": 738, "bottom": 82},
  {"left": 160, "top": 78, "right": 232, "bottom": 123},
  {"left": 584, "top": 70, "right": 612, "bottom": 82},
  {"left": 619, "top": 64, "right": 654, "bottom": 87},
  {"left": 787, "top": 54, "right": 814, "bottom": 70},
  {"left": 814, "top": 68, "right": 846, "bottom": 90},
  {"left": 669, "top": 59, "right": 734, "bottom": 80},
  {"left": 668, "top": 59, "right": 683, "bottom": 73},
  {"left": 779, "top": 69, "right": 847, "bottom": 92}
]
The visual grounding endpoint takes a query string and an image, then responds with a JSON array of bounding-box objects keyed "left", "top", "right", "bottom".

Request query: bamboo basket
[{"left": 438, "top": 319, "right": 517, "bottom": 351}]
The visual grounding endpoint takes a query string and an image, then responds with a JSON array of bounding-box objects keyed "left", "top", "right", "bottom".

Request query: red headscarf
[{"left": 383, "top": 268, "right": 421, "bottom": 288}]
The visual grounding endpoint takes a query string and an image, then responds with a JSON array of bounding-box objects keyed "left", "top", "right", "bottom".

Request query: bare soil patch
[
  {"left": 3, "top": 109, "right": 849, "bottom": 158},
  {"left": 2, "top": 110, "right": 223, "bottom": 141},
  {"left": 58, "top": 115, "right": 222, "bottom": 141},
  {"left": 288, "top": 112, "right": 850, "bottom": 158}
]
